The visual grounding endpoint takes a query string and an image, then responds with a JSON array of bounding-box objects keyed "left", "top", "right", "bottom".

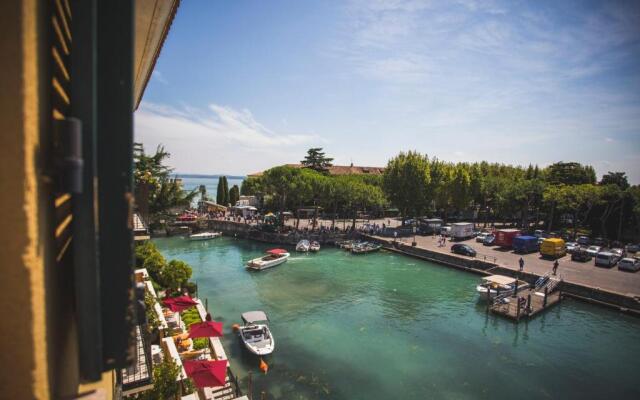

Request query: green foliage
[
  {"left": 135, "top": 241, "right": 194, "bottom": 292},
  {"left": 134, "top": 143, "right": 198, "bottom": 216},
  {"left": 546, "top": 162, "right": 596, "bottom": 186},
  {"left": 160, "top": 260, "right": 193, "bottom": 292},
  {"left": 383, "top": 151, "right": 431, "bottom": 218},
  {"left": 144, "top": 291, "right": 161, "bottom": 334},
  {"left": 240, "top": 177, "right": 261, "bottom": 196},
  {"left": 181, "top": 307, "right": 202, "bottom": 328},
  {"left": 221, "top": 176, "right": 229, "bottom": 205},
  {"left": 135, "top": 357, "right": 181, "bottom": 400},
  {"left": 216, "top": 176, "right": 224, "bottom": 204},
  {"left": 600, "top": 172, "right": 629, "bottom": 190},
  {"left": 301, "top": 147, "right": 334, "bottom": 173},
  {"left": 229, "top": 184, "right": 240, "bottom": 206}
]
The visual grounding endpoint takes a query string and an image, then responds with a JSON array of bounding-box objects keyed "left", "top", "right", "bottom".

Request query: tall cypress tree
[
  {"left": 221, "top": 176, "right": 229, "bottom": 205},
  {"left": 229, "top": 185, "right": 240, "bottom": 206},
  {"left": 216, "top": 176, "right": 224, "bottom": 204}
]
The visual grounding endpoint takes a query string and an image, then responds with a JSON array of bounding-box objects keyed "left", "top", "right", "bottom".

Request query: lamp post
[{"left": 412, "top": 219, "right": 417, "bottom": 247}]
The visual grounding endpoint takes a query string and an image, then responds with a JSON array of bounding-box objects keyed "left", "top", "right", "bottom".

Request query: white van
[{"left": 594, "top": 251, "right": 619, "bottom": 268}]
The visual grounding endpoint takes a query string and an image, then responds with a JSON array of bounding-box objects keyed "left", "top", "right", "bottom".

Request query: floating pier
[{"left": 489, "top": 277, "right": 563, "bottom": 322}]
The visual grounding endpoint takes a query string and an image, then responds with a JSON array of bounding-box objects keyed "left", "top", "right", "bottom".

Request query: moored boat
[
  {"left": 476, "top": 275, "right": 529, "bottom": 301},
  {"left": 310, "top": 241, "right": 321, "bottom": 252},
  {"left": 238, "top": 311, "right": 274, "bottom": 356},
  {"left": 246, "top": 249, "right": 290, "bottom": 271},
  {"left": 296, "top": 239, "right": 310, "bottom": 252},
  {"left": 351, "top": 242, "right": 382, "bottom": 254},
  {"left": 189, "top": 231, "right": 222, "bottom": 241}
]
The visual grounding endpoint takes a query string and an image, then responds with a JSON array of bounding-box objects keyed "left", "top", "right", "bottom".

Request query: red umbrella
[
  {"left": 162, "top": 295, "right": 198, "bottom": 312},
  {"left": 188, "top": 321, "right": 224, "bottom": 338},
  {"left": 267, "top": 248, "right": 287, "bottom": 255},
  {"left": 183, "top": 360, "right": 228, "bottom": 388}
]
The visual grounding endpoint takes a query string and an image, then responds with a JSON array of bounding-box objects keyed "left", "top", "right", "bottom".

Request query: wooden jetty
[{"left": 489, "top": 275, "right": 563, "bottom": 322}]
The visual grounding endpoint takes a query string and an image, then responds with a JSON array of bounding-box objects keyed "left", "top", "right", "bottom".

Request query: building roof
[
  {"left": 134, "top": 0, "right": 181, "bottom": 109},
  {"left": 247, "top": 163, "right": 385, "bottom": 178}
]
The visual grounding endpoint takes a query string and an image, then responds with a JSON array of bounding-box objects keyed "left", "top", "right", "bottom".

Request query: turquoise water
[{"left": 154, "top": 237, "right": 640, "bottom": 400}]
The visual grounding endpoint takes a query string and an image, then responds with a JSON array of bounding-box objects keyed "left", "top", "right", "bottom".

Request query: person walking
[
  {"left": 552, "top": 259, "right": 559, "bottom": 276},
  {"left": 519, "top": 257, "right": 524, "bottom": 272}
]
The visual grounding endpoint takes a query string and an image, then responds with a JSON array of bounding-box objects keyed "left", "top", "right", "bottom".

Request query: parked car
[
  {"left": 483, "top": 234, "right": 496, "bottom": 246},
  {"left": 534, "top": 229, "right": 544, "bottom": 238},
  {"left": 586, "top": 245, "right": 601, "bottom": 257},
  {"left": 476, "top": 232, "right": 490, "bottom": 243},
  {"left": 594, "top": 251, "right": 620, "bottom": 268},
  {"left": 451, "top": 243, "right": 477, "bottom": 257},
  {"left": 618, "top": 257, "right": 640, "bottom": 272},
  {"left": 593, "top": 237, "right": 605, "bottom": 246},
  {"left": 565, "top": 242, "right": 579, "bottom": 254},
  {"left": 611, "top": 248, "right": 626, "bottom": 259},
  {"left": 625, "top": 243, "right": 640, "bottom": 253},
  {"left": 571, "top": 250, "right": 592, "bottom": 262},
  {"left": 576, "top": 236, "right": 590, "bottom": 246}
]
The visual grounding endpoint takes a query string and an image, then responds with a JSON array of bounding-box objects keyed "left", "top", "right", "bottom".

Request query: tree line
[{"left": 241, "top": 149, "right": 639, "bottom": 240}]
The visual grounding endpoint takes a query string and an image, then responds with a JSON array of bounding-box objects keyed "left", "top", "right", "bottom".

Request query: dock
[{"left": 489, "top": 276, "right": 563, "bottom": 322}]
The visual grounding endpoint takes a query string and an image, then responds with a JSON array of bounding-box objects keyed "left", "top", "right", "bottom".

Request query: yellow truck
[{"left": 540, "top": 238, "right": 566, "bottom": 259}]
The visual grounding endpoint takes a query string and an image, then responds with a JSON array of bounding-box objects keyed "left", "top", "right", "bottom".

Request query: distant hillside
[{"left": 176, "top": 173, "right": 246, "bottom": 180}]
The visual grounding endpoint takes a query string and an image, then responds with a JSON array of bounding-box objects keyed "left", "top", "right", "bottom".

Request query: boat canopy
[
  {"left": 242, "top": 311, "right": 268, "bottom": 324},
  {"left": 267, "top": 248, "right": 287, "bottom": 255},
  {"left": 482, "top": 275, "right": 516, "bottom": 285}
]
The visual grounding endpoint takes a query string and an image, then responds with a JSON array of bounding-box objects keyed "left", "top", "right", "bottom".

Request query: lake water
[
  {"left": 154, "top": 236, "right": 640, "bottom": 400},
  {"left": 178, "top": 175, "right": 245, "bottom": 204}
]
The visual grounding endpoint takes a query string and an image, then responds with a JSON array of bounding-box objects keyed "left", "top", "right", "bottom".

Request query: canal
[{"left": 154, "top": 236, "right": 640, "bottom": 400}]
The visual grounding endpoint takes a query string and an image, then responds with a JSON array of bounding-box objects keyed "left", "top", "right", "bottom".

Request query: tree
[
  {"left": 241, "top": 177, "right": 261, "bottom": 196},
  {"left": 199, "top": 184, "right": 207, "bottom": 201},
  {"left": 216, "top": 176, "right": 224, "bottom": 204},
  {"left": 159, "top": 259, "right": 192, "bottom": 292},
  {"left": 221, "top": 176, "right": 229, "bottom": 205},
  {"left": 382, "top": 151, "right": 431, "bottom": 221},
  {"left": 546, "top": 162, "right": 596, "bottom": 185},
  {"left": 137, "top": 357, "right": 182, "bottom": 399},
  {"left": 301, "top": 148, "right": 333, "bottom": 173},
  {"left": 229, "top": 185, "right": 240, "bottom": 206},
  {"left": 134, "top": 144, "right": 197, "bottom": 218},
  {"left": 262, "top": 166, "right": 302, "bottom": 213},
  {"left": 600, "top": 172, "right": 629, "bottom": 190}
]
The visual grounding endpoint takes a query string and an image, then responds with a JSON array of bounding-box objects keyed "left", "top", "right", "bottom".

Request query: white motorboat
[
  {"left": 189, "top": 231, "right": 222, "bottom": 241},
  {"left": 296, "top": 240, "right": 310, "bottom": 252},
  {"left": 238, "top": 311, "right": 275, "bottom": 356},
  {"left": 246, "top": 249, "right": 290, "bottom": 271},
  {"left": 476, "top": 275, "right": 529, "bottom": 300},
  {"left": 309, "top": 241, "right": 321, "bottom": 252}
]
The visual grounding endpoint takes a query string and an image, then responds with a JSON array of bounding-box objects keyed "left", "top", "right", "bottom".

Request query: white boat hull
[
  {"left": 247, "top": 253, "right": 290, "bottom": 270},
  {"left": 189, "top": 232, "right": 222, "bottom": 241},
  {"left": 239, "top": 324, "right": 275, "bottom": 356}
]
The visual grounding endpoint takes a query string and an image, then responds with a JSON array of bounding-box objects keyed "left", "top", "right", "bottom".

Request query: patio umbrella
[
  {"left": 188, "top": 321, "right": 224, "bottom": 338},
  {"left": 162, "top": 295, "right": 198, "bottom": 312},
  {"left": 183, "top": 360, "right": 228, "bottom": 388}
]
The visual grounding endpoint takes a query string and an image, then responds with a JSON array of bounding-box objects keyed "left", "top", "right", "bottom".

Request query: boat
[
  {"left": 296, "top": 239, "right": 310, "bottom": 252},
  {"left": 338, "top": 240, "right": 355, "bottom": 250},
  {"left": 309, "top": 241, "right": 321, "bottom": 252},
  {"left": 189, "top": 231, "right": 222, "bottom": 241},
  {"left": 476, "top": 275, "right": 529, "bottom": 301},
  {"left": 351, "top": 242, "right": 381, "bottom": 254},
  {"left": 246, "top": 248, "right": 290, "bottom": 271},
  {"left": 238, "top": 311, "right": 275, "bottom": 356}
]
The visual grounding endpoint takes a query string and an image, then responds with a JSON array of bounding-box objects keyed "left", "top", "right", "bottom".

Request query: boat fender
[
  {"left": 260, "top": 358, "right": 269, "bottom": 374},
  {"left": 232, "top": 323, "right": 241, "bottom": 332}
]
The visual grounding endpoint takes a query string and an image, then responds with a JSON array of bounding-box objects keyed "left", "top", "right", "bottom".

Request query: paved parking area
[{"left": 391, "top": 234, "right": 640, "bottom": 297}]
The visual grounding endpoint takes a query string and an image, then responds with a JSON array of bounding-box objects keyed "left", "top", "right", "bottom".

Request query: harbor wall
[{"left": 361, "top": 234, "right": 640, "bottom": 315}]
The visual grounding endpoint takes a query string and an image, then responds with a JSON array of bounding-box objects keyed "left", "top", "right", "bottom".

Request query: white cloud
[
  {"left": 152, "top": 70, "right": 168, "bottom": 85},
  {"left": 134, "top": 102, "right": 320, "bottom": 174}
]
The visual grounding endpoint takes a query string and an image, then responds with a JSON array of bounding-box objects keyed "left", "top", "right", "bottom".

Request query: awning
[
  {"left": 241, "top": 311, "right": 268, "bottom": 324},
  {"left": 188, "top": 321, "right": 224, "bottom": 338},
  {"left": 482, "top": 275, "right": 516, "bottom": 285},
  {"left": 162, "top": 295, "right": 199, "bottom": 312},
  {"left": 183, "top": 360, "right": 228, "bottom": 388},
  {"left": 267, "top": 249, "right": 287, "bottom": 255}
]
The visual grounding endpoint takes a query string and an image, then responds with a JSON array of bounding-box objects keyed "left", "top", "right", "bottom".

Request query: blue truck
[{"left": 512, "top": 235, "right": 539, "bottom": 254}]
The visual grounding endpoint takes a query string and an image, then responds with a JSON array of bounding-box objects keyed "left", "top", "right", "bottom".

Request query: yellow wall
[{"left": 0, "top": 0, "right": 50, "bottom": 398}]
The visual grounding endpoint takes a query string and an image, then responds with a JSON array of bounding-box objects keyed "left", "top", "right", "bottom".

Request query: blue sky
[{"left": 135, "top": 0, "right": 640, "bottom": 183}]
